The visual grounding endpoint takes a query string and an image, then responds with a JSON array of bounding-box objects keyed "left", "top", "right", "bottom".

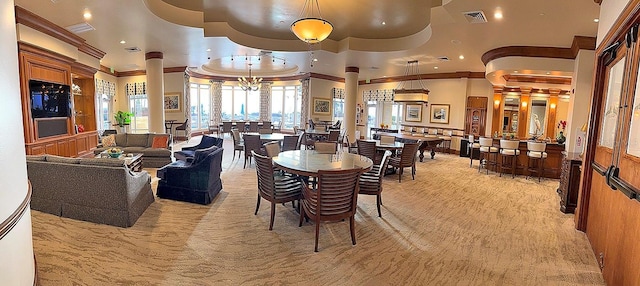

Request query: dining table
[
  {"left": 272, "top": 150, "right": 373, "bottom": 177},
  {"left": 375, "top": 132, "right": 443, "bottom": 161},
  {"left": 244, "top": 132, "right": 286, "bottom": 142}
]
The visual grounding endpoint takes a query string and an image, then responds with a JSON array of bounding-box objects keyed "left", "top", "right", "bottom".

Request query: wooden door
[
  {"left": 465, "top": 97, "right": 487, "bottom": 136},
  {"left": 581, "top": 15, "right": 640, "bottom": 285}
]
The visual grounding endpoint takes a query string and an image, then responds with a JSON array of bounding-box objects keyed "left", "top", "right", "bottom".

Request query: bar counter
[{"left": 485, "top": 138, "right": 564, "bottom": 179}]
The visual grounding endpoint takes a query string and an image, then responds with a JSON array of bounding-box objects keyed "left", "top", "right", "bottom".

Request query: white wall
[
  {"left": 597, "top": 0, "right": 631, "bottom": 46},
  {"left": 164, "top": 72, "right": 186, "bottom": 122},
  {"left": 309, "top": 78, "right": 344, "bottom": 122},
  {"left": 0, "top": 0, "right": 35, "bottom": 284}
]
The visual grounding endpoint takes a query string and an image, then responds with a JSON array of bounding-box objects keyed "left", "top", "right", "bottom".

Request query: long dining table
[{"left": 272, "top": 150, "right": 373, "bottom": 177}]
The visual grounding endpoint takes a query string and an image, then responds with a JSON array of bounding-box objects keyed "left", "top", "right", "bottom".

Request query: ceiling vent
[
  {"left": 436, "top": 56, "right": 450, "bottom": 62},
  {"left": 125, "top": 47, "right": 141, "bottom": 53},
  {"left": 462, "top": 10, "right": 488, "bottom": 23},
  {"left": 65, "top": 22, "right": 95, "bottom": 34}
]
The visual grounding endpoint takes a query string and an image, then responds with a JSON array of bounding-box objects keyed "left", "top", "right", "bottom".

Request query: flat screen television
[{"left": 29, "top": 80, "right": 71, "bottom": 118}]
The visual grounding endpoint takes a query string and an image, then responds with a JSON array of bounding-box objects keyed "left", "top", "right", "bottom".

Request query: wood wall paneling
[{"left": 491, "top": 87, "right": 503, "bottom": 135}]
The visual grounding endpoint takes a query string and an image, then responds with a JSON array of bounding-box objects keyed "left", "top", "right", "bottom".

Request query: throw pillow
[
  {"left": 102, "top": 134, "right": 116, "bottom": 147},
  {"left": 152, "top": 135, "right": 169, "bottom": 148}
]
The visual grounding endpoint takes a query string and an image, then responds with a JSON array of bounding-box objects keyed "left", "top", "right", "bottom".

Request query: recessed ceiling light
[
  {"left": 514, "top": 70, "right": 519, "bottom": 73},
  {"left": 594, "top": 18, "right": 600, "bottom": 23},
  {"left": 539, "top": 13, "right": 545, "bottom": 16},
  {"left": 451, "top": 40, "right": 462, "bottom": 45},
  {"left": 546, "top": 72, "right": 551, "bottom": 75},
  {"left": 83, "top": 11, "right": 91, "bottom": 20},
  {"left": 434, "top": 66, "right": 439, "bottom": 70},
  {"left": 459, "top": 55, "right": 465, "bottom": 60},
  {"left": 119, "top": 40, "right": 126, "bottom": 44},
  {"left": 494, "top": 11, "right": 503, "bottom": 19},
  {"left": 381, "top": 21, "right": 386, "bottom": 25},
  {"left": 313, "top": 58, "right": 318, "bottom": 62},
  {"left": 206, "top": 48, "right": 211, "bottom": 52}
]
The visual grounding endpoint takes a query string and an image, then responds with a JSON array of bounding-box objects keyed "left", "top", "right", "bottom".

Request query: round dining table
[{"left": 272, "top": 150, "right": 374, "bottom": 177}]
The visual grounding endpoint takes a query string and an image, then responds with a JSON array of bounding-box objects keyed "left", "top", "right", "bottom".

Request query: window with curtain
[
  {"left": 271, "top": 85, "right": 301, "bottom": 130},
  {"left": 95, "top": 79, "right": 115, "bottom": 131},
  {"left": 221, "top": 85, "right": 260, "bottom": 121},
  {"left": 189, "top": 83, "right": 211, "bottom": 130},
  {"left": 333, "top": 98, "right": 344, "bottom": 124},
  {"left": 129, "top": 94, "right": 149, "bottom": 133}
]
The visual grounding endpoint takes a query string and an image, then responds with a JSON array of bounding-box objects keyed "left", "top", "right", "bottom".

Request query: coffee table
[{"left": 96, "top": 152, "right": 143, "bottom": 172}]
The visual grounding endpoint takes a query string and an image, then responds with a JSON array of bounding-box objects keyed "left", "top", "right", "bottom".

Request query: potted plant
[{"left": 114, "top": 111, "right": 132, "bottom": 132}]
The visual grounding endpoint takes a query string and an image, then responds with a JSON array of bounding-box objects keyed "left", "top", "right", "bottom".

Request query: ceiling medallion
[
  {"left": 291, "top": 0, "right": 333, "bottom": 44},
  {"left": 393, "top": 60, "right": 430, "bottom": 104}
]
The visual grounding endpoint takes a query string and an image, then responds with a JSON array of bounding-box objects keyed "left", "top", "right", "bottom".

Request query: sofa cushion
[
  {"left": 102, "top": 134, "right": 117, "bottom": 147},
  {"left": 152, "top": 135, "right": 170, "bottom": 148},
  {"left": 45, "top": 155, "right": 80, "bottom": 164},
  {"left": 193, "top": 146, "right": 219, "bottom": 163},
  {"left": 26, "top": 155, "right": 46, "bottom": 161},
  {"left": 126, "top": 134, "right": 150, "bottom": 147},
  {"left": 143, "top": 148, "right": 172, "bottom": 157},
  {"left": 122, "top": 147, "right": 146, "bottom": 153},
  {"left": 78, "top": 158, "right": 126, "bottom": 167},
  {"left": 115, "top": 134, "right": 127, "bottom": 146}
]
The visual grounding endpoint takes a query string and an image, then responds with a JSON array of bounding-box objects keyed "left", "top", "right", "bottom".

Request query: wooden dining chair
[
  {"left": 379, "top": 135, "right": 396, "bottom": 145},
  {"left": 314, "top": 141, "right": 337, "bottom": 154},
  {"left": 248, "top": 121, "right": 260, "bottom": 132},
  {"left": 327, "top": 130, "right": 340, "bottom": 142},
  {"left": 282, "top": 135, "right": 300, "bottom": 151},
  {"left": 357, "top": 139, "right": 377, "bottom": 162},
  {"left": 231, "top": 129, "right": 244, "bottom": 161},
  {"left": 388, "top": 142, "right": 419, "bottom": 182},
  {"left": 299, "top": 168, "right": 362, "bottom": 252},
  {"left": 243, "top": 134, "right": 263, "bottom": 168},
  {"left": 236, "top": 121, "right": 247, "bottom": 133},
  {"left": 258, "top": 128, "right": 273, "bottom": 134},
  {"left": 253, "top": 151, "right": 302, "bottom": 230},
  {"left": 359, "top": 150, "right": 392, "bottom": 217},
  {"left": 221, "top": 121, "right": 233, "bottom": 138},
  {"left": 174, "top": 118, "right": 189, "bottom": 140}
]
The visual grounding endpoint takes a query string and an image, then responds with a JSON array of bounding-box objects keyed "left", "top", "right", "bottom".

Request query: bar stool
[
  {"left": 526, "top": 141, "right": 547, "bottom": 182},
  {"left": 478, "top": 137, "right": 498, "bottom": 174},
  {"left": 438, "top": 130, "right": 452, "bottom": 153},
  {"left": 468, "top": 135, "right": 481, "bottom": 167},
  {"left": 499, "top": 139, "right": 520, "bottom": 178}
]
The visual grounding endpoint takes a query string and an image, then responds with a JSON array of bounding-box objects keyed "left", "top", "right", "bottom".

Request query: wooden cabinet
[
  {"left": 557, "top": 152, "right": 582, "bottom": 213},
  {"left": 465, "top": 96, "right": 487, "bottom": 137},
  {"left": 72, "top": 76, "right": 96, "bottom": 133}
]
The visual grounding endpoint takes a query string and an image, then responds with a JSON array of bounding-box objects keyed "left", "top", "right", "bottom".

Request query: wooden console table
[{"left": 557, "top": 152, "right": 582, "bottom": 213}]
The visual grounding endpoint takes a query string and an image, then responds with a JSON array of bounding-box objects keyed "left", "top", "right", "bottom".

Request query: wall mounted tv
[{"left": 29, "top": 80, "right": 71, "bottom": 118}]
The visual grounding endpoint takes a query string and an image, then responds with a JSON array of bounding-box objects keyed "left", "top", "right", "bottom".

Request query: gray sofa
[
  {"left": 26, "top": 155, "right": 154, "bottom": 227},
  {"left": 94, "top": 133, "right": 173, "bottom": 168}
]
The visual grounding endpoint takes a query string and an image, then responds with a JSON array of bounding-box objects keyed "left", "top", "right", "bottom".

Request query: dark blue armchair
[
  {"left": 157, "top": 146, "right": 223, "bottom": 205},
  {"left": 174, "top": 135, "right": 224, "bottom": 162}
]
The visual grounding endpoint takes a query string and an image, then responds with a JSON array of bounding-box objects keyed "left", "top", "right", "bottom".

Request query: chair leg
[
  {"left": 269, "top": 202, "right": 276, "bottom": 231},
  {"left": 254, "top": 194, "right": 261, "bottom": 215},
  {"left": 538, "top": 158, "right": 544, "bottom": 182},
  {"left": 398, "top": 168, "right": 403, "bottom": 183},
  {"left": 349, "top": 216, "right": 356, "bottom": 245},
  {"left": 478, "top": 152, "right": 483, "bottom": 173},
  {"left": 411, "top": 164, "right": 415, "bottom": 180},
  {"left": 376, "top": 195, "right": 382, "bottom": 217},
  {"left": 299, "top": 205, "right": 304, "bottom": 227},
  {"left": 314, "top": 220, "right": 320, "bottom": 252}
]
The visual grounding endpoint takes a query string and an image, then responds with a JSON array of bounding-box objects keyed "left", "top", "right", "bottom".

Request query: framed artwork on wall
[
  {"left": 164, "top": 92, "right": 181, "bottom": 112},
  {"left": 430, "top": 104, "right": 450, "bottom": 124},
  {"left": 313, "top": 97, "right": 331, "bottom": 115},
  {"left": 404, "top": 104, "right": 422, "bottom": 122}
]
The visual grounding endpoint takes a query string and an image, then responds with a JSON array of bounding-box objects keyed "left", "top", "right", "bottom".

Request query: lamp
[
  {"left": 393, "top": 60, "right": 429, "bottom": 104},
  {"left": 238, "top": 62, "right": 262, "bottom": 91},
  {"left": 291, "top": 0, "right": 333, "bottom": 44}
]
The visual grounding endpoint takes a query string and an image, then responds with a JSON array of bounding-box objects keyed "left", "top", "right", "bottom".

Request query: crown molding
[
  {"left": 360, "top": 71, "right": 485, "bottom": 85},
  {"left": 481, "top": 36, "right": 596, "bottom": 65}
]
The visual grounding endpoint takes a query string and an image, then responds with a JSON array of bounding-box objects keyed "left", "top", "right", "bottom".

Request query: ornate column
[
  {"left": 211, "top": 80, "right": 222, "bottom": 127},
  {"left": 183, "top": 73, "right": 191, "bottom": 137},
  {"left": 518, "top": 87, "right": 531, "bottom": 139},
  {"left": 345, "top": 67, "right": 359, "bottom": 140},
  {"left": 145, "top": 51, "right": 164, "bottom": 133},
  {"left": 491, "top": 86, "right": 503, "bottom": 136},
  {"left": 546, "top": 88, "right": 561, "bottom": 139},
  {"left": 300, "top": 78, "right": 310, "bottom": 129},
  {"left": 260, "top": 82, "right": 272, "bottom": 121}
]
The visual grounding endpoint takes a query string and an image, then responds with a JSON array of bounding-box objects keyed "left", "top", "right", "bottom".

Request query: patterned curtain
[
  {"left": 332, "top": 87, "right": 345, "bottom": 99},
  {"left": 363, "top": 89, "right": 395, "bottom": 102},
  {"left": 96, "top": 79, "right": 116, "bottom": 98},
  {"left": 260, "top": 82, "right": 272, "bottom": 121},
  {"left": 300, "top": 78, "right": 310, "bottom": 129},
  {"left": 211, "top": 80, "right": 222, "bottom": 126},
  {"left": 125, "top": 82, "right": 146, "bottom": 96},
  {"left": 183, "top": 73, "right": 191, "bottom": 137}
]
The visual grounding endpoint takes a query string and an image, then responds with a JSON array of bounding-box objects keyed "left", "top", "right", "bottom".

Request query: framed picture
[
  {"left": 430, "top": 104, "right": 450, "bottom": 124},
  {"left": 164, "top": 92, "right": 181, "bottom": 112},
  {"left": 404, "top": 104, "right": 422, "bottom": 122},
  {"left": 313, "top": 98, "right": 331, "bottom": 115}
]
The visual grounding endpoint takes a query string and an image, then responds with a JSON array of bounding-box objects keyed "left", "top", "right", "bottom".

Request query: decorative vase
[{"left": 557, "top": 131, "right": 566, "bottom": 144}]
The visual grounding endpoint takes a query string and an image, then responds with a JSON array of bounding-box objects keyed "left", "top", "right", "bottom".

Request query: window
[
  {"left": 271, "top": 85, "right": 301, "bottom": 130},
  {"left": 190, "top": 83, "right": 211, "bottom": 130},
  {"left": 129, "top": 94, "right": 148, "bottom": 133},
  {"left": 333, "top": 98, "right": 344, "bottom": 124},
  {"left": 96, "top": 93, "right": 111, "bottom": 131},
  {"left": 221, "top": 86, "right": 260, "bottom": 121},
  {"left": 391, "top": 103, "right": 403, "bottom": 129}
]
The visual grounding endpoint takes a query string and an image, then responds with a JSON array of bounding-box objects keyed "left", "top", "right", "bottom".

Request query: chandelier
[
  {"left": 393, "top": 60, "right": 429, "bottom": 104},
  {"left": 291, "top": 0, "right": 333, "bottom": 44},
  {"left": 238, "top": 62, "right": 262, "bottom": 91}
]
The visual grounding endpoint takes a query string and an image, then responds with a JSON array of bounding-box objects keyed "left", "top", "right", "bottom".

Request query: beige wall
[
  {"left": 309, "top": 78, "right": 344, "bottom": 122},
  {"left": 164, "top": 72, "right": 186, "bottom": 122}
]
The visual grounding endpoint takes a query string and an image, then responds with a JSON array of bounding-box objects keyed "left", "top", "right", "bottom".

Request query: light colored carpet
[{"left": 31, "top": 136, "right": 604, "bottom": 285}]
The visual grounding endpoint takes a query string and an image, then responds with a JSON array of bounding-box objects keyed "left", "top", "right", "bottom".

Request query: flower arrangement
[
  {"left": 557, "top": 120, "right": 567, "bottom": 132},
  {"left": 106, "top": 148, "right": 123, "bottom": 158}
]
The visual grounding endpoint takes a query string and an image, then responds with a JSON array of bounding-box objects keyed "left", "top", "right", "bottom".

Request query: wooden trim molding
[
  {"left": 15, "top": 6, "right": 105, "bottom": 60},
  {"left": 345, "top": 66, "right": 360, "bottom": 73},
  {"left": 164, "top": 66, "right": 187, "bottom": 73},
  {"left": 481, "top": 36, "right": 596, "bottom": 65},
  {"left": 99, "top": 65, "right": 117, "bottom": 77},
  {"left": 185, "top": 69, "right": 343, "bottom": 83},
  {"left": 0, "top": 182, "right": 32, "bottom": 240},
  {"left": 145, "top": 51, "right": 163, "bottom": 60},
  {"left": 18, "top": 42, "right": 75, "bottom": 66},
  {"left": 360, "top": 71, "right": 485, "bottom": 85},
  {"left": 71, "top": 62, "right": 98, "bottom": 78}
]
